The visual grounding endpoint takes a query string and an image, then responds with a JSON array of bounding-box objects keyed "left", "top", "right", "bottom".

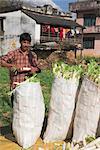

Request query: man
[{"left": 0, "top": 32, "right": 40, "bottom": 90}]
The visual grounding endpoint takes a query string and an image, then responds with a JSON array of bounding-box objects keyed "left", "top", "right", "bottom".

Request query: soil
[{"left": 38, "top": 50, "right": 76, "bottom": 69}]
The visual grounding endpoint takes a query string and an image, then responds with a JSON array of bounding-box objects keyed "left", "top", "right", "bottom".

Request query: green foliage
[
  {"left": 52, "top": 61, "right": 83, "bottom": 80},
  {"left": 0, "top": 67, "right": 10, "bottom": 83},
  {"left": 83, "top": 56, "right": 100, "bottom": 63},
  {"left": 0, "top": 67, "right": 12, "bottom": 126},
  {"left": 52, "top": 60, "right": 100, "bottom": 85},
  {"left": 37, "top": 70, "right": 54, "bottom": 114},
  {"left": 85, "top": 59, "right": 100, "bottom": 84},
  {"left": 85, "top": 135, "right": 96, "bottom": 144},
  {"left": 25, "top": 74, "right": 40, "bottom": 83}
]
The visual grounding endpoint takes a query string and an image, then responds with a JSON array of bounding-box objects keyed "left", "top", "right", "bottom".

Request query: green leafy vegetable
[
  {"left": 85, "top": 135, "right": 96, "bottom": 144},
  {"left": 85, "top": 59, "right": 100, "bottom": 85},
  {"left": 26, "top": 74, "right": 40, "bottom": 83},
  {"left": 52, "top": 61, "right": 83, "bottom": 80}
]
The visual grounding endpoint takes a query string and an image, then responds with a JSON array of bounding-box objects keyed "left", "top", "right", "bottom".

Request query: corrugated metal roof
[
  {"left": 0, "top": 4, "right": 84, "bottom": 29},
  {"left": 22, "top": 9, "right": 84, "bottom": 29}
]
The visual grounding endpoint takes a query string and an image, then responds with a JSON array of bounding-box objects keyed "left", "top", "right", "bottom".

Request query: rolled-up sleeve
[{"left": 0, "top": 51, "right": 15, "bottom": 66}]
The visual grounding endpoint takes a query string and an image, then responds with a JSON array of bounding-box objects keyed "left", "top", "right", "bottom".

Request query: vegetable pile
[
  {"left": 65, "top": 136, "right": 100, "bottom": 150},
  {"left": 85, "top": 59, "right": 100, "bottom": 85},
  {"left": 52, "top": 60, "right": 100, "bottom": 85},
  {"left": 52, "top": 61, "right": 83, "bottom": 80},
  {"left": 25, "top": 74, "right": 40, "bottom": 83}
]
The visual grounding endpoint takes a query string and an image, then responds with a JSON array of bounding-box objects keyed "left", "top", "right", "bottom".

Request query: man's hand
[
  {"left": 30, "top": 66, "right": 41, "bottom": 73},
  {"left": 30, "top": 66, "right": 39, "bottom": 73}
]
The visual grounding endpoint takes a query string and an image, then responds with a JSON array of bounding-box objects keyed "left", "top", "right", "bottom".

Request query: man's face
[{"left": 21, "top": 40, "right": 31, "bottom": 52}]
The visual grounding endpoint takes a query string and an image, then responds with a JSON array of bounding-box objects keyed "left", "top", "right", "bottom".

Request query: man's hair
[{"left": 19, "top": 33, "right": 31, "bottom": 43}]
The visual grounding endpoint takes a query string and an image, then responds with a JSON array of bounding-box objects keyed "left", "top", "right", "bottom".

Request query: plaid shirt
[{"left": 0, "top": 48, "right": 38, "bottom": 90}]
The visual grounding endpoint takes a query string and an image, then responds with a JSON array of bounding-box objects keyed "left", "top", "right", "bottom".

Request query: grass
[
  {"left": 0, "top": 67, "right": 54, "bottom": 126},
  {"left": 78, "top": 56, "right": 100, "bottom": 63},
  {"left": 0, "top": 68, "right": 12, "bottom": 126},
  {"left": 37, "top": 69, "right": 54, "bottom": 113}
]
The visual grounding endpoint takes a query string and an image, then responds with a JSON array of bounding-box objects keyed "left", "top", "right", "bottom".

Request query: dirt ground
[{"left": 38, "top": 50, "right": 76, "bottom": 69}]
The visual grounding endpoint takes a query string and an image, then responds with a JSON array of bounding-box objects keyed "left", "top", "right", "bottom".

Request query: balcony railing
[
  {"left": 83, "top": 25, "right": 100, "bottom": 33},
  {"left": 40, "top": 36, "right": 60, "bottom": 42},
  {"left": 69, "top": 0, "right": 100, "bottom": 12},
  {"left": 40, "top": 36, "right": 82, "bottom": 47}
]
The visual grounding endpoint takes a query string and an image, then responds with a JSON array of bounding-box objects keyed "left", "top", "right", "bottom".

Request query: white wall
[
  {"left": 0, "top": 11, "right": 22, "bottom": 55},
  {"left": 21, "top": 12, "right": 40, "bottom": 45},
  {"left": 3, "top": 11, "right": 22, "bottom": 35}
]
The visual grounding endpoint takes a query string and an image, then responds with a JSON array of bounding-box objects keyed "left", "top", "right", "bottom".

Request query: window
[
  {"left": 84, "top": 15, "right": 96, "bottom": 27},
  {"left": 83, "top": 37, "right": 95, "bottom": 49},
  {"left": 0, "top": 19, "right": 4, "bottom": 31},
  {"left": 0, "top": 17, "right": 5, "bottom": 35}
]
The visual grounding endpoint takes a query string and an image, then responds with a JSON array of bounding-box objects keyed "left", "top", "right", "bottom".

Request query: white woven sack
[
  {"left": 44, "top": 76, "right": 79, "bottom": 142},
  {"left": 73, "top": 77, "right": 100, "bottom": 142},
  {"left": 12, "top": 82, "right": 45, "bottom": 149}
]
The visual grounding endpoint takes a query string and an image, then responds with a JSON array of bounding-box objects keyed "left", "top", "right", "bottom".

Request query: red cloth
[
  {"left": 0, "top": 48, "right": 38, "bottom": 89},
  {"left": 59, "top": 27, "right": 63, "bottom": 40},
  {"left": 51, "top": 27, "right": 55, "bottom": 36}
]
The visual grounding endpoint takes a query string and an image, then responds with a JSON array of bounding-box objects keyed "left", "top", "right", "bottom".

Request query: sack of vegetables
[
  {"left": 73, "top": 60, "right": 100, "bottom": 142},
  {"left": 12, "top": 75, "right": 45, "bottom": 149},
  {"left": 44, "top": 62, "right": 83, "bottom": 142}
]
